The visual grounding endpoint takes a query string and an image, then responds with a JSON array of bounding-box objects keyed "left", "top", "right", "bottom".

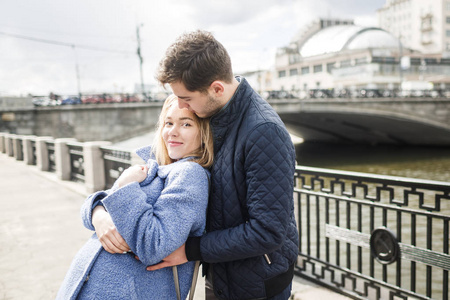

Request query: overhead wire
[{"left": 0, "top": 31, "right": 134, "bottom": 54}]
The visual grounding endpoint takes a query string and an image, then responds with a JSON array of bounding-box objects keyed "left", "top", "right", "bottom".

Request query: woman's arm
[
  {"left": 83, "top": 164, "right": 149, "bottom": 253},
  {"left": 102, "top": 162, "right": 209, "bottom": 266}
]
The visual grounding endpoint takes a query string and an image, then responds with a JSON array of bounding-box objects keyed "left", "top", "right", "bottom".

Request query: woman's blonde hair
[{"left": 152, "top": 94, "right": 214, "bottom": 168}]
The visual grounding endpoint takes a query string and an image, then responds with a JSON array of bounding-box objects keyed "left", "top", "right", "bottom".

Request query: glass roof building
[{"left": 273, "top": 19, "right": 450, "bottom": 97}]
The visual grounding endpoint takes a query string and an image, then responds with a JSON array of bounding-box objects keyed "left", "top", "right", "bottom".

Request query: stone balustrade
[{"left": 0, "top": 132, "right": 143, "bottom": 194}]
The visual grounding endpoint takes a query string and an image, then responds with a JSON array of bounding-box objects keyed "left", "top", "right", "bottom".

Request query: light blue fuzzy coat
[{"left": 56, "top": 147, "right": 209, "bottom": 300}]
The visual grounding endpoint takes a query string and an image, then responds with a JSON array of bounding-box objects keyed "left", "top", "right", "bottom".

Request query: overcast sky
[{"left": 0, "top": 0, "right": 386, "bottom": 97}]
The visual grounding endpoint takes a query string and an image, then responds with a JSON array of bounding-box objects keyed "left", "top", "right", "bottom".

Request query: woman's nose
[{"left": 168, "top": 125, "right": 178, "bottom": 136}]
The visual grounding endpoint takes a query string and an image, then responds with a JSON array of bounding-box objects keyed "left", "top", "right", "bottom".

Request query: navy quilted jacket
[{"left": 187, "top": 77, "right": 299, "bottom": 299}]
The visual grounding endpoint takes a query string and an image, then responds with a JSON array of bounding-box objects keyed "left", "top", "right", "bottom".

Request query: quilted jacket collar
[{"left": 210, "top": 76, "right": 252, "bottom": 126}]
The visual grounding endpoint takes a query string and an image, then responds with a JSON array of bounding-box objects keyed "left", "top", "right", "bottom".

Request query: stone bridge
[
  {"left": 272, "top": 98, "right": 450, "bottom": 146},
  {"left": 1, "top": 98, "right": 449, "bottom": 146}
]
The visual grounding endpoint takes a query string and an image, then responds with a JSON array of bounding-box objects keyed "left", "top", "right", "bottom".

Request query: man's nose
[{"left": 177, "top": 99, "right": 189, "bottom": 109}]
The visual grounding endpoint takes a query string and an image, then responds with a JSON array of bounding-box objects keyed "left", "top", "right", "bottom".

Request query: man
[
  {"left": 94, "top": 30, "right": 298, "bottom": 299},
  {"left": 151, "top": 30, "right": 299, "bottom": 300}
]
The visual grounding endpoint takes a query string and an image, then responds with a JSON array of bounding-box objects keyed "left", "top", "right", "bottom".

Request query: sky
[{"left": 0, "top": 0, "right": 386, "bottom": 97}]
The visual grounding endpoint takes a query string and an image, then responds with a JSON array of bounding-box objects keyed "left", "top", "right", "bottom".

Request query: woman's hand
[
  {"left": 92, "top": 205, "right": 130, "bottom": 254},
  {"left": 115, "top": 164, "right": 149, "bottom": 188}
]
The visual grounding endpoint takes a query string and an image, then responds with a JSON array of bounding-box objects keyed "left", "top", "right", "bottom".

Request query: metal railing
[
  {"left": 45, "top": 140, "right": 56, "bottom": 172},
  {"left": 2, "top": 133, "right": 450, "bottom": 299},
  {"left": 101, "top": 146, "right": 132, "bottom": 189},
  {"left": 294, "top": 166, "right": 450, "bottom": 300},
  {"left": 67, "top": 142, "right": 85, "bottom": 183}
]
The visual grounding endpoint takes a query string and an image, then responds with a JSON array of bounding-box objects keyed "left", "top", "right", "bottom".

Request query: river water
[{"left": 295, "top": 143, "right": 450, "bottom": 182}]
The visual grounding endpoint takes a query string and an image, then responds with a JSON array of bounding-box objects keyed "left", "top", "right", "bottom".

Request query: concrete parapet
[
  {"left": 0, "top": 132, "right": 6, "bottom": 153},
  {"left": 130, "top": 152, "right": 145, "bottom": 165},
  {"left": 55, "top": 138, "right": 77, "bottom": 181},
  {"left": 35, "top": 136, "right": 53, "bottom": 171},
  {"left": 22, "top": 135, "right": 37, "bottom": 165},
  {"left": 5, "top": 134, "right": 14, "bottom": 157},
  {"left": 83, "top": 141, "right": 112, "bottom": 194}
]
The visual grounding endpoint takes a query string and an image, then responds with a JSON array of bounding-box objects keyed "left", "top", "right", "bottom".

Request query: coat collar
[
  {"left": 135, "top": 145, "right": 196, "bottom": 178},
  {"left": 210, "top": 76, "right": 252, "bottom": 127}
]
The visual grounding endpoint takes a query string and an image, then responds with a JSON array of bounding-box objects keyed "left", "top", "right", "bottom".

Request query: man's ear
[{"left": 209, "top": 81, "right": 225, "bottom": 97}]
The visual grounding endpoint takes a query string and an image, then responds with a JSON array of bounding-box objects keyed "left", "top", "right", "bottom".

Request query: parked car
[{"left": 61, "top": 96, "right": 81, "bottom": 105}]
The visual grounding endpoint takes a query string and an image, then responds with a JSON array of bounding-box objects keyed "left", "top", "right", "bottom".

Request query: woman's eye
[
  {"left": 182, "top": 123, "right": 191, "bottom": 127},
  {"left": 165, "top": 122, "right": 173, "bottom": 126}
]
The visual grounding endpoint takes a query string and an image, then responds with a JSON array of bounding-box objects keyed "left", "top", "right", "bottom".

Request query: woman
[{"left": 56, "top": 94, "right": 213, "bottom": 299}]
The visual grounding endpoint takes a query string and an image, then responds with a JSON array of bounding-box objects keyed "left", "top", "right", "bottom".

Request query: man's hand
[
  {"left": 92, "top": 205, "right": 130, "bottom": 254},
  {"left": 146, "top": 243, "right": 187, "bottom": 271}
]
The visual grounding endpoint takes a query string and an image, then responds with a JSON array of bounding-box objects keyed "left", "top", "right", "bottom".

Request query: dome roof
[{"left": 299, "top": 25, "right": 401, "bottom": 57}]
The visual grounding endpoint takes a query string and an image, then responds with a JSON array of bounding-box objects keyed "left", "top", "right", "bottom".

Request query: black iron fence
[
  {"left": 294, "top": 166, "right": 450, "bottom": 300},
  {"left": 67, "top": 142, "right": 85, "bottom": 183},
  {"left": 2, "top": 133, "right": 450, "bottom": 299},
  {"left": 101, "top": 146, "right": 132, "bottom": 189},
  {"left": 45, "top": 140, "right": 56, "bottom": 172}
]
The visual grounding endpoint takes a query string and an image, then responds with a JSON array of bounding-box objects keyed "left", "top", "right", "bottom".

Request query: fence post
[
  {"left": 35, "top": 136, "right": 53, "bottom": 171},
  {"left": 12, "top": 135, "right": 23, "bottom": 161},
  {"left": 84, "top": 141, "right": 112, "bottom": 194},
  {"left": 5, "top": 134, "right": 14, "bottom": 157},
  {"left": 23, "top": 135, "right": 37, "bottom": 165},
  {"left": 0, "top": 132, "right": 6, "bottom": 153},
  {"left": 55, "top": 138, "right": 77, "bottom": 181},
  {"left": 131, "top": 152, "right": 145, "bottom": 165}
]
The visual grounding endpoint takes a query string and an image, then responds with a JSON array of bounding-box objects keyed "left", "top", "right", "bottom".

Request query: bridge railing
[
  {"left": 294, "top": 166, "right": 450, "bottom": 300},
  {"left": 0, "top": 133, "right": 142, "bottom": 194},
  {"left": 2, "top": 132, "right": 450, "bottom": 299}
]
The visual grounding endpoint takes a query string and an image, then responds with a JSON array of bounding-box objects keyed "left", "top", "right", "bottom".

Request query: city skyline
[{"left": 0, "top": 0, "right": 385, "bottom": 96}]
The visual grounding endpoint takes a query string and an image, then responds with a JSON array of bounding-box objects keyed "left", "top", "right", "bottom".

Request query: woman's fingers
[{"left": 98, "top": 226, "right": 130, "bottom": 253}]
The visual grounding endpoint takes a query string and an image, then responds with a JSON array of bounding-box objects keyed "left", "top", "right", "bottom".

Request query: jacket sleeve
[
  {"left": 199, "top": 122, "right": 296, "bottom": 262},
  {"left": 101, "top": 162, "right": 209, "bottom": 266},
  {"left": 80, "top": 190, "right": 109, "bottom": 231}
]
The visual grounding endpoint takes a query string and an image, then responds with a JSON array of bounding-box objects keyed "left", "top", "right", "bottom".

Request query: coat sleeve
[
  {"left": 80, "top": 190, "right": 109, "bottom": 231},
  {"left": 200, "top": 122, "right": 296, "bottom": 262},
  {"left": 101, "top": 162, "right": 209, "bottom": 266}
]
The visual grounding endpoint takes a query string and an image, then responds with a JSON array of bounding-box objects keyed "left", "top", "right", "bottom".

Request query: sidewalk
[{"left": 0, "top": 153, "right": 350, "bottom": 299}]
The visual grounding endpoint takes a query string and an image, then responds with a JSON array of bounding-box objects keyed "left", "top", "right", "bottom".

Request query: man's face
[{"left": 170, "top": 81, "right": 223, "bottom": 118}]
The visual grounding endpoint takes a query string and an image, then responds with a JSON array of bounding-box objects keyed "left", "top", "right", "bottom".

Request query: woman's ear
[{"left": 209, "top": 81, "right": 224, "bottom": 97}]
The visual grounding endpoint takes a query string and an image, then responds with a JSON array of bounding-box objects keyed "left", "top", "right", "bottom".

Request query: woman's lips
[{"left": 168, "top": 141, "right": 182, "bottom": 146}]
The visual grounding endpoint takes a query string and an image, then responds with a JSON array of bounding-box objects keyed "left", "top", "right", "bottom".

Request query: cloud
[{"left": 0, "top": 0, "right": 387, "bottom": 96}]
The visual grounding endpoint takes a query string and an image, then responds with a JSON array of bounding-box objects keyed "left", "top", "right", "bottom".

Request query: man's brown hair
[{"left": 156, "top": 30, "right": 233, "bottom": 93}]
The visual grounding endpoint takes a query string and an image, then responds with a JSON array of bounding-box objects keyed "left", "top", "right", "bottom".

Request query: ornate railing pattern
[
  {"left": 294, "top": 166, "right": 450, "bottom": 300},
  {"left": 101, "top": 146, "right": 132, "bottom": 189},
  {"left": 67, "top": 142, "right": 85, "bottom": 183},
  {"left": 45, "top": 140, "right": 56, "bottom": 172},
  {"left": 1, "top": 133, "right": 449, "bottom": 299}
]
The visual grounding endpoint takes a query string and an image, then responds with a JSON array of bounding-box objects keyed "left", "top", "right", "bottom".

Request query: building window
[
  {"left": 355, "top": 57, "right": 367, "bottom": 65},
  {"left": 278, "top": 70, "right": 286, "bottom": 78},
  {"left": 313, "top": 64, "right": 323, "bottom": 73},
  {"left": 340, "top": 60, "right": 351, "bottom": 67},
  {"left": 326, "top": 62, "right": 335, "bottom": 73},
  {"left": 447, "top": 2, "right": 450, "bottom": 10},
  {"left": 447, "top": 30, "right": 450, "bottom": 37},
  {"left": 289, "top": 68, "right": 298, "bottom": 76},
  {"left": 301, "top": 66, "right": 310, "bottom": 74},
  {"left": 447, "top": 16, "right": 450, "bottom": 23}
]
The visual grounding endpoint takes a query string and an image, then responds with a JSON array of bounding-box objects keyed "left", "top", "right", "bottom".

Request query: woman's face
[{"left": 162, "top": 104, "right": 202, "bottom": 161}]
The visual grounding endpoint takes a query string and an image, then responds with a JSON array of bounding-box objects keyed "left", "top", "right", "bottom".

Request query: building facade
[
  {"left": 377, "top": 0, "right": 450, "bottom": 56},
  {"left": 272, "top": 15, "right": 450, "bottom": 98}
]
